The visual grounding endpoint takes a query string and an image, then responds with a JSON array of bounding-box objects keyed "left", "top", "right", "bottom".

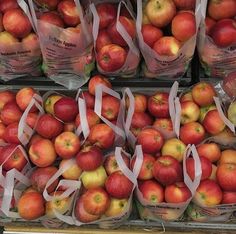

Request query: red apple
[
  {"left": 172, "top": 11, "right": 196, "bottom": 42},
  {"left": 210, "top": 19, "right": 236, "bottom": 48},
  {"left": 137, "top": 128, "right": 164, "bottom": 154},
  {"left": 96, "top": 3, "right": 117, "bottom": 30},
  {"left": 105, "top": 171, "right": 133, "bottom": 199},
  {"left": 180, "top": 91, "right": 193, "bottom": 103},
  {"left": 180, "top": 101, "right": 200, "bottom": 124},
  {"left": 39, "top": 11, "right": 65, "bottom": 28},
  {"left": 54, "top": 97, "right": 79, "bottom": 122},
  {"left": 28, "top": 134, "right": 43, "bottom": 148},
  {"left": 0, "top": 90, "right": 15, "bottom": 111},
  {"left": 88, "top": 123, "right": 115, "bottom": 149},
  {"left": 0, "top": 31, "right": 19, "bottom": 46},
  {"left": 139, "top": 180, "right": 164, "bottom": 204},
  {"left": 54, "top": 132, "right": 80, "bottom": 159},
  {"left": 57, "top": 0, "right": 80, "bottom": 27},
  {"left": 79, "top": 91, "right": 95, "bottom": 109},
  {"left": 76, "top": 145, "right": 103, "bottom": 171},
  {"left": 208, "top": 0, "right": 236, "bottom": 20},
  {"left": 199, "top": 104, "right": 217, "bottom": 123},
  {"left": 153, "top": 155, "right": 183, "bottom": 186},
  {"left": 0, "top": 101, "right": 22, "bottom": 125},
  {"left": 141, "top": 24, "right": 163, "bottom": 48},
  {"left": 0, "top": 123, "right": 6, "bottom": 139},
  {"left": 88, "top": 75, "right": 112, "bottom": 96},
  {"left": 26, "top": 112, "right": 38, "bottom": 129},
  {"left": 63, "top": 122, "right": 76, "bottom": 132},
  {"left": 165, "top": 182, "right": 192, "bottom": 203},
  {"left": 75, "top": 109, "right": 100, "bottom": 129},
  {"left": 196, "top": 143, "right": 221, "bottom": 163},
  {"left": 101, "top": 95, "right": 120, "bottom": 121},
  {"left": 153, "top": 118, "right": 173, "bottom": 132},
  {"left": 193, "top": 179, "right": 223, "bottom": 206},
  {"left": 217, "top": 163, "right": 236, "bottom": 192},
  {"left": 35, "top": 114, "right": 63, "bottom": 139},
  {"left": 96, "top": 30, "right": 112, "bottom": 51},
  {"left": 30, "top": 166, "right": 59, "bottom": 193},
  {"left": 44, "top": 94, "right": 62, "bottom": 115},
  {"left": 203, "top": 109, "right": 226, "bottom": 135},
  {"left": 33, "top": 0, "right": 60, "bottom": 10},
  {"left": 221, "top": 192, "right": 236, "bottom": 204},
  {"left": 22, "top": 33, "right": 39, "bottom": 52},
  {"left": 153, "top": 36, "right": 181, "bottom": 56},
  {"left": 179, "top": 122, "right": 205, "bottom": 145},
  {"left": 205, "top": 17, "right": 216, "bottom": 35},
  {"left": 186, "top": 156, "right": 212, "bottom": 181},
  {"left": 131, "top": 154, "right": 155, "bottom": 180},
  {"left": 3, "top": 122, "right": 20, "bottom": 144},
  {"left": 219, "top": 149, "right": 236, "bottom": 165},
  {"left": 83, "top": 188, "right": 110, "bottom": 215},
  {"left": 145, "top": 0, "right": 176, "bottom": 27},
  {"left": 127, "top": 93, "right": 148, "bottom": 113},
  {"left": 97, "top": 44, "right": 127, "bottom": 72},
  {"left": 0, "top": 0, "right": 19, "bottom": 13},
  {"left": 173, "top": 0, "right": 196, "bottom": 10},
  {"left": 29, "top": 138, "right": 57, "bottom": 167}
]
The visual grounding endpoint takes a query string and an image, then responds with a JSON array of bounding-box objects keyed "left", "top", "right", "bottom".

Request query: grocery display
[{"left": 0, "top": 0, "right": 235, "bottom": 234}]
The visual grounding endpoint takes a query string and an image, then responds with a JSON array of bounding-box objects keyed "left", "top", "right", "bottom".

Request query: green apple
[{"left": 105, "top": 198, "right": 128, "bottom": 217}]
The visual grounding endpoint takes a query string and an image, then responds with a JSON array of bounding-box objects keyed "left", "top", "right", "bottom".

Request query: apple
[
  {"left": 145, "top": 0, "right": 176, "bottom": 28},
  {"left": 30, "top": 166, "right": 59, "bottom": 193},
  {"left": 180, "top": 101, "right": 200, "bottom": 124},
  {"left": 228, "top": 101, "right": 236, "bottom": 125},
  {"left": 0, "top": 31, "right": 19, "bottom": 46},
  {"left": 0, "top": 90, "right": 15, "bottom": 111},
  {"left": 142, "top": 12, "right": 151, "bottom": 24},
  {"left": 16, "top": 87, "right": 38, "bottom": 112},
  {"left": 186, "top": 156, "right": 212, "bottom": 181},
  {"left": 33, "top": 0, "right": 60, "bottom": 10},
  {"left": 57, "top": 0, "right": 80, "bottom": 27},
  {"left": 18, "top": 191, "right": 45, "bottom": 220},
  {"left": 173, "top": 0, "right": 196, "bottom": 10},
  {"left": 74, "top": 195, "right": 100, "bottom": 223},
  {"left": 137, "top": 128, "right": 164, "bottom": 154},
  {"left": 139, "top": 180, "right": 164, "bottom": 204},
  {"left": 101, "top": 95, "right": 120, "bottom": 121},
  {"left": 59, "top": 158, "right": 82, "bottom": 180},
  {"left": 105, "top": 171, "right": 133, "bottom": 199},
  {"left": 105, "top": 198, "right": 128, "bottom": 217},
  {"left": 54, "top": 132, "right": 80, "bottom": 159},
  {"left": 131, "top": 154, "right": 155, "bottom": 180},
  {"left": 83, "top": 188, "right": 110, "bottom": 215},
  {"left": 96, "top": 3, "right": 117, "bottom": 30},
  {"left": 75, "top": 109, "right": 100, "bottom": 129},
  {"left": 223, "top": 72, "right": 236, "bottom": 99},
  {"left": 0, "top": 101, "right": 22, "bottom": 125},
  {"left": 153, "top": 36, "right": 181, "bottom": 56},
  {"left": 203, "top": 109, "right": 226, "bottom": 135},
  {"left": 44, "top": 94, "right": 62, "bottom": 115},
  {"left": 153, "top": 118, "right": 173, "bottom": 132},
  {"left": 141, "top": 24, "right": 163, "bottom": 48},
  {"left": 96, "top": 30, "right": 112, "bottom": 51},
  {"left": 28, "top": 134, "right": 43, "bottom": 148},
  {"left": 0, "top": 144, "right": 27, "bottom": 171},
  {"left": 192, "top": 82, "right": 216, "bottom": 107},
  {"left": 219, "top": 149, "right": 236, "bottom": 165},
  {"left": 153, "top": 155, "right": 183, "bottom": 186},
  {"left": 97, "top": 44, "right": 127, "bottom": 72},
  {"left": 88, "top": 75, "right": 112, "bottom": 96},
  {"left": 210, "top": 19, "right": 236, "bottom": 48},
  {"left": 79, "top": 91, "right": 95, "bottom": 109},
  {"left": 26, "top": 112, "right": 38, "bottom": 129},
  {"left": 54, "top": 97, "right": 79, "bottom": 122},
  {"left": 217, "top": 163, "right": 236, "bottom": 192},
  {"left": 81, "top": 166, "right": 107, "bottom": 189},
  {"left": 0, "top": 0, "right": 19, "bottom": 13},
  {"left": 108, "top": 16, "right": 136, "bottom": 47},
  {"left": 29, "top": 138, "right": 57, "bottom": 167},
  {"left": 88, "top": 123, "right": 115, "bottom": 149},
  {"left": 104, "top": 153, "right": 130, "bottom": 176},
  {"left": 3, "top": 122, "right": 20, "bottom": 144},
  {"left": 3, "top": 9, "right": 32, "bottom": 38},
  {"left": 64, "top": 122, "right": 76, "bottom": 132},
  {"left": 171, "top": 11, "right": 196, "bottom": 42},
  {"left": 46, "top": 191, "right": 72, "bottom": 218},
  {"left": 196, "top": 143, "right": 221, "bottom": 163},
  {"left": 148, "top": 92, "right": 169, "bottom": 118},
  {"left": 76, "top": 145, "right": 103, "bottom": 171},
  {"left": 0, "top": 123, "right": 6, "bottom": 139},
  {"left": 205, "top": 17, "right": 216, "bottom": 35},
  {"left": 180, "top": 91, "right": 193, "bottom": 103},
  {"left": 165, "top": 182, "right": 192, "bottom": 203},
  {"left": 193, "top": 179, "right": 223, "bottom": 206},
  {"left": 221, "top": 192, "right": 236, "bottom": 204},
  {"left": 179, "top": 122, "right": 205, "bottom": 145},
  {"left": 22, "top": 33, "right": 39, "bottom": 52},
  {"left": 198, "top": 104, "right": 216, "bottom": 123},
  {"left": 35, "top": 114, "right": 63, "bottom": 139},
  {"left": 208, "top": 0, "right": 236, "bottom": 20},
  {"left": 161, "top": 138, "right": 187, "bottom": 162},
  {"left": 127, "top": 93, "right": 148, "bottom": 113}
]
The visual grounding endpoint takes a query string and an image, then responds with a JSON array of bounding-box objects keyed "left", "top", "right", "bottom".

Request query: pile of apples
[
  {"left": 94, "top": 2, "right": 136, "bottom": 72},
  {"left": 205, "top": 0, "right": 236, "bottom": 48},
  {"left": 0, "top": 0, "right": 38, "bottom": 50},
  {"left": 141, "top": 0, "right": 196, "bottom": 56}
]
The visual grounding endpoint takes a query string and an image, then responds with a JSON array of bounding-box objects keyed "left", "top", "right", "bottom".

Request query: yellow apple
[
  {"left": 105, "top": 198, "right": 128, "bottom": 217},
  {"left": 60, "top": 158, "right": 82, "bottom": 180}
]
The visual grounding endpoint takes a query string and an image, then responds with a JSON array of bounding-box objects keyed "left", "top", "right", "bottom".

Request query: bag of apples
[
  {"left": 136, "top": 0, "right": 201, "bottom": 78},
  {"left": 0, "top": 0, "right": 42, "bottom": 81},
  {"left": 28, "top": 0, "right": 95, "bottom": 89},
  {"left": 134, "top": 144, "right": 201, "bottom": 221},
  {"left": 90, "top": 0, "right": 140, "bottom": 77},
  {"left": 198, "top": 0, "right": 236, "bottom": 78},
  {"left": 187, "top": 136, "right": 236, "bottom": 222}
]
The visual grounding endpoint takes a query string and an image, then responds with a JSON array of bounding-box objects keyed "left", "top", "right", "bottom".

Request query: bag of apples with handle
[
  {"left": 28, "top": 0, "right": 95, "bottom": 89},
  {"left": 90, "top": 0, "right": 140, "bottom": 77},
  {"left": 136, "top": 0, "right": 201, "bottom": 78},
  {"left": 187, "top": 136, "right": 236, "bottom": 222},
  {"left": 198, "top": 0, "right": 236, "bottom": 78},
  {"left": 0, "top": 0, "right": 42, "bottom": 81}
]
